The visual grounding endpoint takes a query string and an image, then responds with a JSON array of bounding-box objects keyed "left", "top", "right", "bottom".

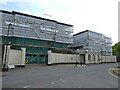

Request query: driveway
[{"left": 2, "top": 63, "right": 119, "bottom": 88}]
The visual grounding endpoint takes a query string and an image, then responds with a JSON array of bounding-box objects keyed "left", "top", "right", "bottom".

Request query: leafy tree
[{"left": 112, "top": 42, "right": 120, "bottom": 56}]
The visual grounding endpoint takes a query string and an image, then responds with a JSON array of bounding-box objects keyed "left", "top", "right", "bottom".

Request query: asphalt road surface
[{"left": 2, "top": 63, "right": 119, "bottom": 88}]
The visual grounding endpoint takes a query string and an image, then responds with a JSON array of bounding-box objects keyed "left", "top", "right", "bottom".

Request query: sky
[{"left": 0, "top": 0, "right": 119, "bottom": 45}]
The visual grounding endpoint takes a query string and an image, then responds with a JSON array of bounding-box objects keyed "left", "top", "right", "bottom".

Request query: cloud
[
  {"left": 1, "top": 0, "right": 119, "bottom": 44},
  {"left": 0, "top": 0, "right": 8, "bottom": 5},
  {"left": 53, "top": 0, "right": 118, "bottom": 44},
  {"left": 0, "top": 0, "right": 35, "bottom": 5}
]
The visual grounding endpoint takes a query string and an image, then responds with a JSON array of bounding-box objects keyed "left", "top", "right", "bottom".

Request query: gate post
[
  {"left": 2, "top": 45, "right": 10, "bottom": 71},
  {"left": 21, "top": 48, "right": 26, "bottom": 66},
  {"left": 85, "top": 53, "right": 88, "bottom": 64}
]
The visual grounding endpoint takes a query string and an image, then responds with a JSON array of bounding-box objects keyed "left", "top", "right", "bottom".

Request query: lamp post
[{"left": 2, "top": 23, "right": 12, "bottom": 71}]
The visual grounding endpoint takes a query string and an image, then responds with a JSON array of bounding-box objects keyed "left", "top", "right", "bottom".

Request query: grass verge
[{"left": 112, "top": 66, "right": 120, "bottom": 77}]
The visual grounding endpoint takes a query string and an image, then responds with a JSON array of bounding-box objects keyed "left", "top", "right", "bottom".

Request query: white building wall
[
  {"left": 101, "top": 56, "right": 116, "bottom": 63},
  {"left": 48, "top": 50, "right": 80, "bottom": 64},
  {"left": 48, "top": 50, "right": 116, "bottom": 65},
  {"left": 85, "top": 53, "right": 89, "bottom": 64},
  {"left": 8, "top": 48, "right": 26, "bottom": 66},
  {"left": 95, "top": 54, "right": 98, "bottom": 63},
  {"left": 21, "top": 48, "right": 26, "bottom": 66},
  {"left": 2, "top": 45, "right": 26, "bottom": 67},
  {"left": 2, "top": 45, "right": 10, "bottom": 68},
  {"left": 8, "top": 49, "right": 22, "bottom": 65}
]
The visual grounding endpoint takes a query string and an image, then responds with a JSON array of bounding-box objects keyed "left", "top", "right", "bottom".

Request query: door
[{"left": 80, "top": 54, "right": 85, "bottom": 64}]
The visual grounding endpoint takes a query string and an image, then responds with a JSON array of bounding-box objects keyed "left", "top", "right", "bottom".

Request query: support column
[
  {"left": 90, "top": 54, "right": 93, "bottom": 63},
  {"left": 85, "top": 53, "right": 88, "bottom": 64},
  {"left": 98, "top": 55, "right": 101, "bottom": 63},
  {"left": 2, "top": 45, "right": 10, "bottom": 71},
  {"left": 99, "top": 55, "right": 102, "bottom": 63},
  {"left": 95, "top": 54, "right": 98, "bottom": 64},
  {"left": 21, "top": 48, "right": 26, "bottom": 66},
  {"left": 47, "top": 50, "right": 52, "bottom": 65}
]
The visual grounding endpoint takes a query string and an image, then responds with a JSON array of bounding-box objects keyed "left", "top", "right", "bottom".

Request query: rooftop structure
[{"left": 73, "top": 30, "right": 112, "bottom": 56}]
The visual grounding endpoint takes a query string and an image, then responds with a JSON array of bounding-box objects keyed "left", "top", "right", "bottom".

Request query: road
[{"left": 2, "top": 63, "right": 119, "bottom": 88}]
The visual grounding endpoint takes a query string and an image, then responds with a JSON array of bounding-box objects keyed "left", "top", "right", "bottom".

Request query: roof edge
[
  {"left": 0, "top": 10, "right": 13, "bottom": 14},
  {"left": 73, "top": 30, "right": 89, "bottom": 36},
  {"left": 12, "top": 10, "right": 73, "bottom": 27},
  {"left": 1, "top": 10, "right": 73, "bottom": 27}
]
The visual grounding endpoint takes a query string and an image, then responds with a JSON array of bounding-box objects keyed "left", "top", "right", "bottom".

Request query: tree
[{"left": 112, "top": 42, "right": 120, "bottom": 56}]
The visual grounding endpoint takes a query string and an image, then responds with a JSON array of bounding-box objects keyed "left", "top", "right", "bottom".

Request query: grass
[{"left": 113, "top": 66, "right": 120, "bottom": 76}]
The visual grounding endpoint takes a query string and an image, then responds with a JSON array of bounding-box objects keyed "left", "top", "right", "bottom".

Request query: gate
[{"left": 26, "top": 54, "right": 47, "bottom": 64}]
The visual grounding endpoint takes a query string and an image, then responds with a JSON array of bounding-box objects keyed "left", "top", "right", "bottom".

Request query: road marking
[
  {"left": 108, "top": 68, "right": 120, "bottom": 79},
  {"left": 23, "top": 85, "right": 31, "bottom": 88}
]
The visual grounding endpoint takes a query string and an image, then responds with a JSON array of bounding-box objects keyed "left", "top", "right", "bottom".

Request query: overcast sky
[{"left": 0, "top": 0, "right": 119, "bottom": 45}]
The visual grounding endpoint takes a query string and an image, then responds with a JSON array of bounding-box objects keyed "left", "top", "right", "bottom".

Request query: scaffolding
[
  {"left": 1, "top": 10, "right": 73, "bottom": 44},
  {"left": 73, "top": 30, "right": 112, "bottom": 55},
  {"left": 0, "top": 10, "right": 74, "bottom": 64}
]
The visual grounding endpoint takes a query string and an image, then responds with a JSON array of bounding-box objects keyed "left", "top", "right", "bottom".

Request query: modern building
[
  {"left": 0, "top": 10, "right": 74, "bottom": 64},
  {"left": 73, "top": 30, "right": 112, "bottom": 56},
  {"left": 47, "top": 30, "right": 115, "bottom": 65}
]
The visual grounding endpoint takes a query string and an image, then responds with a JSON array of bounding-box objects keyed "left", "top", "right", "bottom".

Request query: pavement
[{"left": 2, "top": 63, "right": 119, "bottom": 88}]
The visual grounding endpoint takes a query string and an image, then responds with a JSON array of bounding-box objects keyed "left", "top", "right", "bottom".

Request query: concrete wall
[
  {"left": 2, "top": 45, "right": 11, "bottom": 68},
  {"left": 86, "top": 54, "right": 101, "bottom": 64},
  {"left": 48, "top": 50, "right": 116, "bottom": 65},
  {"left": 101, "top": 56, "right": 116, "bottom": 63},
  {"left": 48, "top": 51, "right": 102, "bottom": 65},
  {"left": 21, "top": 48, "right": 26, "bottom": 65},
  {"left": 2, "top": 45, "right": 26, "bottom": 67},
  {"left": 8, "top": 48, "right": 26, "bottom": 66},
  {"left": 8, "top": 49, "right": 21, "bottom": 65},
  {"left": 48, "top": 50, "right": 80, "bottom": 64}
]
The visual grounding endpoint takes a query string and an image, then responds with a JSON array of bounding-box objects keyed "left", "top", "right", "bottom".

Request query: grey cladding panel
[
  {"left": 1, "top": 11, "right": 73, "bottom": 44},
  {"left": 73, "top": 30, "right": 112, "bottom": 55}
]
